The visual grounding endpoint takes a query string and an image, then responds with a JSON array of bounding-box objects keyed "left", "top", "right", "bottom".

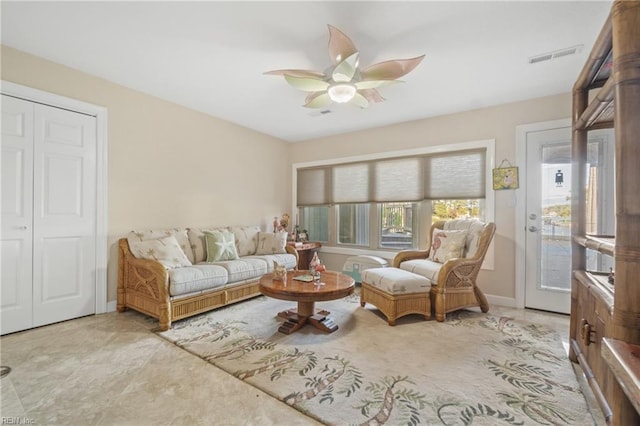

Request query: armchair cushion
[
  {"left": 443, "top": 219, "right": 486, "bottom": 258},
  {"left": 428, "top": 229, "right": 468, "bottom": 263},
  {"left": 399, "top": 259, "right": 441, "bottom": 284}
]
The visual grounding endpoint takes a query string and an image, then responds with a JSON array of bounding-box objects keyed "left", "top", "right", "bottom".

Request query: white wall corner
[{"left": 486, "top": 294, "right": 518, "bottom": 309}]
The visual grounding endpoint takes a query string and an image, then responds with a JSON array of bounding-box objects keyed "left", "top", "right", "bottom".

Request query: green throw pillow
[{"left": 204, "top": 230, "right": 239, "bottom": 262}]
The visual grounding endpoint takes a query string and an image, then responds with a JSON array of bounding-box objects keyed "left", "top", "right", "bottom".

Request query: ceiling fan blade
[
  {"left": 359, "top": 88, "right": 385, "bottom": 104},
  {"left": 349, "top": 92, "right": 370, "bottom": 109},
  {"left": 332, "top": 52, "right": 359, "bottom": 83},
  {"left": 328, "top": 25, "right": 358, "bottom": 64},
  {"left": 361, "top": 55, "right": 426, "bottom": 81},
  {"left": 355, "top": 79, "right": 401, "bottom": 90},
  {"left": 304, "top": 92, "right": 333, "bottom": 108},
  {"left": 264, "top": 69, "right": 327, "bottom": 79},
  {"left": 284, "top": 75, "right": 330, "bottom": 92}
]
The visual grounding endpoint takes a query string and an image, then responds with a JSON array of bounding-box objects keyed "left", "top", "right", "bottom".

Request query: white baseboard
[
  {"left": 106, "top": 300, "right": 117, "bottom": 313},
  {"left": 486, "top": 294, "right": 518, "bottom": 308}
]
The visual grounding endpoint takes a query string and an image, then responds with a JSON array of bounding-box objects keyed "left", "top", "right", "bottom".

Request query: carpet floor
[{"left": 158, "top": 290, "right": 595, "bottom": 425}]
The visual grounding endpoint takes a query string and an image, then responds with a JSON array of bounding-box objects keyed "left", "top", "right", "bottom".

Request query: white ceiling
[{"left": 2, "top": 1, "right": 612, "bottom": 142}]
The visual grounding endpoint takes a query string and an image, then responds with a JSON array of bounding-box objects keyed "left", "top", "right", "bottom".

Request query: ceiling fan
[{"left": 265, "top": 25, "right": 425, "bottom": 109}]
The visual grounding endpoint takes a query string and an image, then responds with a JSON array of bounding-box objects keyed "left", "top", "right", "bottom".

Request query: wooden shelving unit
[{"left": 569, "top": 2, "right": 640, "bottom": 424}]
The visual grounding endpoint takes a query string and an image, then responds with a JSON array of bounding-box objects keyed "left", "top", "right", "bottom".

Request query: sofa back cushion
[
  {"left": 188, "top": 227, "right": 230, "bottom": 264},
  {"left": 127, "top": 228, "right": 194, "bottom": 264},
  {"left": 230, "top": 225, "right": 261, "bottom": 257}
]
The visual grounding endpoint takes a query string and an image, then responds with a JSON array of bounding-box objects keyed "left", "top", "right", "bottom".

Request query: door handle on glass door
[{"left": 528, "top": 226, "right": 539, "bottom": 232}]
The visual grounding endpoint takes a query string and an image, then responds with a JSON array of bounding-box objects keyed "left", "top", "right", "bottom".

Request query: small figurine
[
  {"left": 278, "top": 213, "right": 290, "bottom": 232},
  {"left": 309, "top": 252, "right": 324, "bottom": 282},
  {"left": 273, "top": 216, "right": 279, "bottom": 233},
  {"left": 273, "top": 261, "right": 286, "bottom": 281}
]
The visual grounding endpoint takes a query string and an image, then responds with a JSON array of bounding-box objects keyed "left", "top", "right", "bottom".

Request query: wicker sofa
[{"left": 117, "top": 226, "right": 298, "bottom": 330}]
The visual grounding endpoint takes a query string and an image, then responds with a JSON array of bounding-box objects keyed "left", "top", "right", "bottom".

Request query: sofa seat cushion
[
  {"left": 245, "top": 253, "right": 297, "bottom": 272},
  {"left": 204, "top": 258, "right": 268, "bottom": 282},
  {"left": 362, "top": 267, "right": 430, "bottom": 294},
  {"left": 168, "top": 265, "right": 228, "bottom": 296},
  {"left": 398, "top": 259, "right": 442, "bottom": 285}
]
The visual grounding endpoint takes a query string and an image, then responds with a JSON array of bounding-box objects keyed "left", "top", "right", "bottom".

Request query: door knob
[
  {"left": 15, "top": 225, "right": 28, "bottom": 230},
  {"left": 528, "top": 226, "right": 539, "bottom": 232}
]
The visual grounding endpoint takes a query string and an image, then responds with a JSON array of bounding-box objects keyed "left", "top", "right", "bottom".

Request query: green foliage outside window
[{"left": 432, "top": 200, "right": 481, "bottom": 222}]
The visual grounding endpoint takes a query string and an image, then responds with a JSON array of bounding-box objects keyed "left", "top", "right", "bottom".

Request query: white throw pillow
[
  {"left": 128, "top": 235, "right": 192, "bottom": 269},
  {"left": 256, "top": 232, "right": 288, "bottom": 255},
  {"left": 428, "top": 229, "right": 468, "bottom": 263}
]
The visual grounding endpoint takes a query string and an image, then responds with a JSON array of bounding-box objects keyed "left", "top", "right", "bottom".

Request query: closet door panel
[
  {"left": 32, "top": 104, "right": 96, "bottom": 326},
  {"left": 0, "top": 95, "right": 34, "bottom": 334}
]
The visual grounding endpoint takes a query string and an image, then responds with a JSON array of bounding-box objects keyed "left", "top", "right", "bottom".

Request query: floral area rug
[{"left": 158, "top": 290, "right": 594, "bottom": 425}]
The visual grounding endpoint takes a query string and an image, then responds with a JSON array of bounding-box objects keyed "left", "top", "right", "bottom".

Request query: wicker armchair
[{"left": 393, "top": 219, "right": 495, "bottom": 321}]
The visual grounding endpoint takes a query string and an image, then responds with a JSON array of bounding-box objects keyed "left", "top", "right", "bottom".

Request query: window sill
[{"left": 319, "top": 245, "right": 399, "bottom": 262}]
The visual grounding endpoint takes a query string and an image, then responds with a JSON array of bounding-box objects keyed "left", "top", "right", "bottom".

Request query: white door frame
[
  {"left": 514, "top": 118, "right": 571, "bottom": 310},
  {"left": 1, "top": 80, "right": 109, "bottom": 314}
]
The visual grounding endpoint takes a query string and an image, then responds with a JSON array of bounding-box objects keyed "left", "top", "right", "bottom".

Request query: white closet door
[
  {"left": 1, "top": 95, "right": 35, "bottom": 334},
  {"left": 32, "top": 103, "right": 97, "bottom": 327}
]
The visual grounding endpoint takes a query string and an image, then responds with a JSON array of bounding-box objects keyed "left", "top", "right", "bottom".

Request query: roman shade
[{"left": 297, "top": 148, "right": 486, "bottom": 206}]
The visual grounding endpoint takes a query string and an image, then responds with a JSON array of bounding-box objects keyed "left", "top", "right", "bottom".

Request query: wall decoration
[{"left": 492, "top": 159, "right": 519, "bottom": 190}]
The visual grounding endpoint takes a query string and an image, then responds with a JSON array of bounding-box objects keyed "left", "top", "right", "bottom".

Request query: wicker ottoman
[{"left": 360, "top": 267, "right": 431, "bottom": 325}]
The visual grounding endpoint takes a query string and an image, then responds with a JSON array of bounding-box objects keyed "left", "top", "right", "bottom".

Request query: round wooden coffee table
[{"left": 259, "top": 270, "right": 355, "bottom": 334}]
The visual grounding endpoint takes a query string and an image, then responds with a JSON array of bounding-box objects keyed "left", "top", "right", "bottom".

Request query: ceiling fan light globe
[{"left": 328, "top": 83, "right": 356, "bottom": 103}]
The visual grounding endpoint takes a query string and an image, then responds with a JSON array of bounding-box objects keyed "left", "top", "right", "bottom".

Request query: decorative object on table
[
  {"left": 265, "top": 25, "right": 425, "bottom": 109},
  {"left": 492, "top": 159, "right": 519, "bottom": 190},
  {"left": 273, "top": 261, "right": 287, "bottom": 281},
  {"left": 309, "top": 252, "right": 324, "bottom": 283},
  {"left": 273, "top": 217, "right": 279, "bottom": 233},
  {"left": 277, "top": 213, "right": 290, "bottom": 232},
  {"left": 292, "top": 274, "right": 315, "bottom": 282},
  {"left": 298, "top": 230, "right": 308, "bottom": 243}
]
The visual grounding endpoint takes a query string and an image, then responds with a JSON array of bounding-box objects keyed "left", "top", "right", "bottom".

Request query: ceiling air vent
[
  {"left": 529, "top": 45, "right": 583, "bottom": 64},
  {"left": 308, "top": 109, "right": 333, "bottom": 117}
]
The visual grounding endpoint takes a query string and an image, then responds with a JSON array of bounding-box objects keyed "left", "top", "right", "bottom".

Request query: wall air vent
[{"left": 529, "top": 45, "right": 583, "bottom": 64}]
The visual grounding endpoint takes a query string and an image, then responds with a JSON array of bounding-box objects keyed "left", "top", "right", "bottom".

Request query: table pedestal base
[{"left": 277, "top": 301, "right": 338, "bottom": 334}]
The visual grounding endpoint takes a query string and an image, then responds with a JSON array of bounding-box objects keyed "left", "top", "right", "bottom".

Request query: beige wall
[
  {"left": 291, "top": 93, "right": 572, "bottom": 301},
  {"left": 2, "top": 45, "right": 572, "bottom": 306},
  {"left": 1, "top": 46, "right": 291, "bottom": 303}
]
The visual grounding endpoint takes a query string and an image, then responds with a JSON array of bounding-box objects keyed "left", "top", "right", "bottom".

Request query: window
[
  {"left": 380, "top": 202, "right": 417, "bottom": 250},
  {"left": 298, "top": 206, "right": 329, "bottom": 243},
  {"left": 295, "top": 141, "right": 493, "bottom": 252},
  {"left": 338, "top": 204, "right": 369, "bottom": 245}
]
